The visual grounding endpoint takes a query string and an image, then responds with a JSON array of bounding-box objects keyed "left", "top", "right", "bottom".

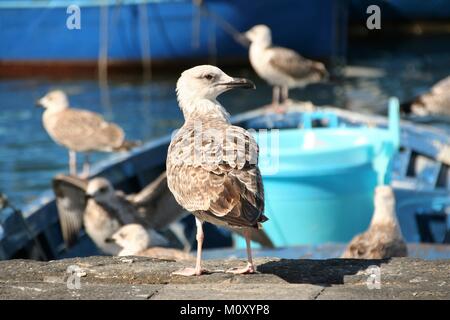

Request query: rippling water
[{"left": 1, "top": 35, "right": 449, "bottom": 208}]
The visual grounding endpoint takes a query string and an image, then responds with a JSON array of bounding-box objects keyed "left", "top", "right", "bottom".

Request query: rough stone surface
[{"left": 0, "top": 256, "right": 448, "bottom": 300}]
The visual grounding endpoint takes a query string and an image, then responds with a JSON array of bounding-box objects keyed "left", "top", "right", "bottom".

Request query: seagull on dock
[
  {"left": 53, "top": 172, "right": 187, "bottom": 255},
  {"left": 36, "top": 90, "right": 139, "bottom": 177},
  {"left": 167, "top": 65, "right": 268, "bottom": 276},
  {"left": 341, "top": 186, "right": 408, "bottom": 259},
  {"left": 244, "top": 24, "right": 328, "bottom": 111},
  {"left": 109, "top": 224, "right": 194, "bottom": 261},
  {"left": 405, "top": 76, "right": 450, "bottom": 117}
]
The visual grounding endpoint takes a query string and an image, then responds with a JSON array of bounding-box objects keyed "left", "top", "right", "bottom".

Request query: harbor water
[{"left": 1, "top": 35, "right": 450, "bottom": 210}]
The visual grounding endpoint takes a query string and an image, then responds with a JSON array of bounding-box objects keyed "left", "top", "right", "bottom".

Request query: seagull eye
[
  {"left": 98, "top": 187, "right": 108, "bottom": 193},
  {"left": 204, "top": 74, "right": 214, "bottom": 80}
]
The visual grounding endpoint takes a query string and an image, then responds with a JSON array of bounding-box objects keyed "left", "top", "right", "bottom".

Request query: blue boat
[
  {"left": 0, "top": 0, "right": 347, "bottom": 76},
  {"left": 1, "top": 102, "right": 449, "bottom": 260},
  {"left": 244, "top": 99, "right": 400, "bottom": 247}
]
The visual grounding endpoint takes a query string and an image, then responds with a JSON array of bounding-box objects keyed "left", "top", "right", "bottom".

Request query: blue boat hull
[{"left": 0, "top": 0, "right": 347, "bottom": 66}]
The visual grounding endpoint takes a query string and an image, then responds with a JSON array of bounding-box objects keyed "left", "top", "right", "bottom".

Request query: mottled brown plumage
[
  {"left": 167, "top": 117, "right": 266, "bottom": 229},
  {"left": 342, "top": 186, "right": 408, "bottom": 259}
]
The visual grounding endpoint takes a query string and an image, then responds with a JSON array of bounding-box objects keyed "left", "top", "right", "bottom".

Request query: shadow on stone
[{"left": 258, "top": 258, "right": 386, "bottom": 285}]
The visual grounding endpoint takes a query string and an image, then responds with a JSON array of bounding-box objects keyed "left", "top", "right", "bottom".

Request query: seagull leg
[
  {"left": 280, "top": 85, "right": 296, "bottom": 108},
  {"left": 271, "top": 86, "right": 287, "bottom": 113},
  {"left": 281, "top": 86, "right": 289, "bottom": 103},
  {"left": 69, "top": 151, "right": 77, "bottom": 176},
  {"left": 81, "top": 154, "right": 90, "bottom": 179},
  {"left": 172, "top": 217, "right": 207, "bottom": 276},
  {"left": 271, "top": 86, "right": 280, "bottom": 108},
  {"left": 226, "top": 229, "right": 256, "bottom": 274}
]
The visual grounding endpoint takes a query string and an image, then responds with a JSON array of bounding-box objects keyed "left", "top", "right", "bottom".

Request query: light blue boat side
[{"left": 237, "top": 99, "right": 400, "bottom": 247}]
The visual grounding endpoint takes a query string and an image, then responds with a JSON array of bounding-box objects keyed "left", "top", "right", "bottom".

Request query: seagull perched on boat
[
  {"left": 341, "top": 186, "right": 408, "bottom": 259},
  {"left": 244, "top": 24, "right": 328, "bottom": 111},
  {"left": 404, "top": 76, "right": 450, "bottom": 117},
  {"left": 167, "top": 65, "right": 268, "bottom": 276},
  {"left": 52, "top": 172, "right": 187, "bottom": 255},
  {"left": 36, "top": 90, "right": 139, "bottom": 177},
  {"left": 108, "top": 224, "right": 194, "bottom": 261}
]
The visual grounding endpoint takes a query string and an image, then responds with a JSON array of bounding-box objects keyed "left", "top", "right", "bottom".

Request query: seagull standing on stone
[
  {"left": 53, "top": 173, "right": 186, "bottom": 255},
  {"left": 244, "top": 24, "right": 328, "bottom": 111},
  {"left": 341, "top": 186, "right": 408, "bottom": 259},
  {"left": 167, "top": 65, "right": 268, "bottom": 276},
  {"left": 109, "top": 224, "right": 194, "bottom": 261},
  {"left": 36, "top": 90, "right": 139, "bottom": 177}
]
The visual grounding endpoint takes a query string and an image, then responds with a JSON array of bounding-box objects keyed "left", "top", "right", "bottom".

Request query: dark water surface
[{"left": 1, "top": 35, "right": 449, "bottom": 208}]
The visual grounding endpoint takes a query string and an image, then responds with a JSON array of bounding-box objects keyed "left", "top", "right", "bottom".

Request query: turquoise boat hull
[{"left": 236, "top": 99, "right": 400, "bottom": 247}]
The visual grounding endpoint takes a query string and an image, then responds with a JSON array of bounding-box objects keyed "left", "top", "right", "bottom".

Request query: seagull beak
[
  {"left": 243, "top": 30, "right": 253, "bottom": 41},
  {"left": 35, "top": 99, "right": 44, "bottom": 108},
  {"left": 104, "top": 237, "right": 116, "bottom": 243},
  {"left": 219, "top": 78, "right": 256, "bottom": 90},
  {"left": 235, "top": 33, "right": 251, "bottom": 47}
]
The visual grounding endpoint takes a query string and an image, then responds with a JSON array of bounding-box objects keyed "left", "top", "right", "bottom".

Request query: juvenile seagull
[
  {"left": 109, "top": 224, "right": 194, "bottom": 261},
  {"left": 245, "top": 24, "right": 328, "bottom": 109},
  {"left": 408, "top": 76, "right": 450, "bottom": 117},
  {"left": 342, "top": 186, "right": 408, "bottom": 259},
  {"left": 167, "top": 65, "right": 268, "bottom": 276},
  {"left": 36, "top": 90, "right": 138, "bottom": 177},
  {"left": 53, "top": 172, "right": 185, "bottom": 255}
]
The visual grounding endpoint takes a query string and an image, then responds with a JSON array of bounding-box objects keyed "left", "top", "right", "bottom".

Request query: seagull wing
[
  {"left": 129, "top": 172, "right": 187, "bottom": 230},
  {"left": 167, "top": 123, "right": 266, "bottom": 229},
  {"left": 268, "top": 47, "right": 327, "bottom": 81},
  {"left": 51, "top": 109, "right": 125, "bottom": 152},
  {"left": 52, "top": 174, "right": 88, "bottom": 247}
]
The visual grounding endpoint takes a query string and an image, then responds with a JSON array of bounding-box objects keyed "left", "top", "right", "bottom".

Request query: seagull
[
  {"left": 407, "top": 76, "right": 450, "bottom": 117},
  {"left": 52, "top": 172, "right": 187, "bottom": 255},
  {"left": 244, "top": 24, "right": 328, "bottom": 110},
  {"left": 108, "top": 224, "right": 194, "bottom": 261},
  {"left": 53, "top": 171, "right": 273, "bottom": 254},
  {"left": 341, "top": 185, "right": 408, "bottom": 259},
  {"left": 167, "top": 65, "right": 268, "bottom": 276},
  {"left": 36, "top": 90, "right": 139, "bottom": 177}
]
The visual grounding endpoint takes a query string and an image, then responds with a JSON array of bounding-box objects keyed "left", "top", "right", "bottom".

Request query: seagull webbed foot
[{"left": 226, "top": 263, "right": 255, "bottom": 275}]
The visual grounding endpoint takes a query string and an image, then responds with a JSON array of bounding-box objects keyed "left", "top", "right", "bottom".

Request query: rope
[{"left": 192, "top": 1, "right": 250, "bottom": 49}]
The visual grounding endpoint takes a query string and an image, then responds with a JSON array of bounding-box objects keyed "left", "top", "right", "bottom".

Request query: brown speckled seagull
[
  {"left": 245, "top": 24, "right": 328, "bottom": 111},
  {"left": 342, "top": 185, "right": 408, "bottom": 259},
  {"left": 36, "top": 90, "right": 138, "bottom": 177},
  {"left": 53, "top": 172, "right": 185, "bottom": 254},
  {"left": 167, "top": 65, "right": 267, "bottom": 276}
]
